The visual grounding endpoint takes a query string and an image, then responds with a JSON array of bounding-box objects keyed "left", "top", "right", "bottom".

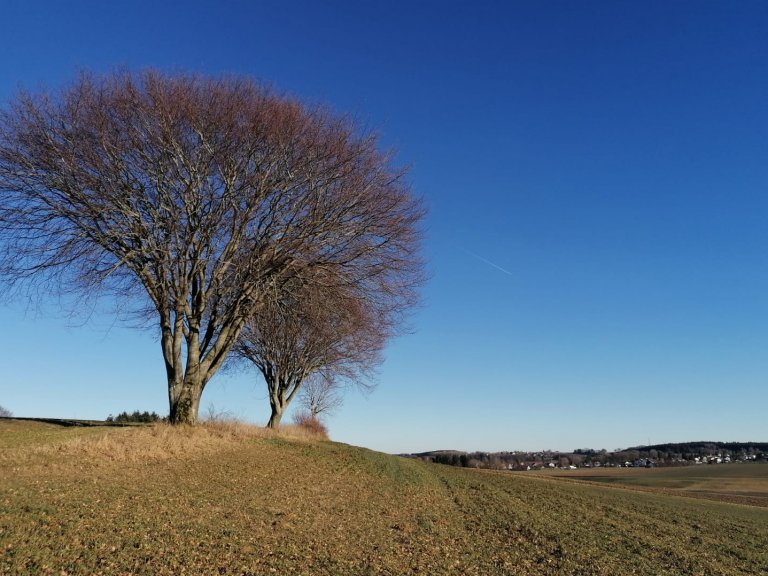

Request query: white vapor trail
[{"left": 461, "top": 248, "right": 513, "bottom": 276}]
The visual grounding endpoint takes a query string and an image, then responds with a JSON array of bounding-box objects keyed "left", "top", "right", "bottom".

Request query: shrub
[
  {"left": 106, "top": 410, "right": 166, "bottom": 424},
  {"left": 292, "top": 410, "right": 329, "bottom": 439}
]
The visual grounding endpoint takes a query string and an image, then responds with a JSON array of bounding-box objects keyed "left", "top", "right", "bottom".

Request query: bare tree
[
  {"left": 298, "top": 375, "right": 343, "bottom": 420},
  {"left": 234, "top": 266, "right": 393, "bottom": 428},
  {"left": 0, "top": 405, "right": 12, "bottom": 418},
  {"left": 0, "top": 70, "right": 424, "bottom": 424},
  {"left": 291, "top": 375, "right": 343, "bottom": 438}
]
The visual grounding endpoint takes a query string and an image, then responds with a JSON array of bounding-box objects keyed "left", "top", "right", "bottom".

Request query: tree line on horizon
[
  {"left": 409, "top": 442, "right": 768, "bottom": 470},
  {"left": 0, "top": 70, "right": 425, "bottom": 428}
]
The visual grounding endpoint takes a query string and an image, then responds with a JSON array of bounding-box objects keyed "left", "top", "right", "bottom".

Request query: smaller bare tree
[
  {"left": 0, "top": 405, "right": 12, "bottom": 417},
  {"left": 235, "top": 269, "right": 388, "bottom": 428},
  {"left": 297, "top": 375, "right": 344, "bottom": 420}
]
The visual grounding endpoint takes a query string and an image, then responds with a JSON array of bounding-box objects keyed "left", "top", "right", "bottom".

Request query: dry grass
[{"left": 0, "top": 418, "right": 326, "bottom": 468}]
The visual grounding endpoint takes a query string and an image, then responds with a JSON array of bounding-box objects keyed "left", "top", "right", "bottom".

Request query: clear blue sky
[{"left": 1, "top": 1, "right": 766, "bottom": 453}]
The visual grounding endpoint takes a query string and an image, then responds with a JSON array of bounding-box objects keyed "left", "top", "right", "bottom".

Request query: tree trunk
[
  {"left": 264, "top": 373, "right": 304, "bottom": 429},
  {"left": 266, "top": 403, "right": 283, "bottom": 429},
  {"left": 169, "top": 375, "right": 204, "bottom": 425},
  {"left": 163, "top": 312, "right": 212, "bottom": 425}
]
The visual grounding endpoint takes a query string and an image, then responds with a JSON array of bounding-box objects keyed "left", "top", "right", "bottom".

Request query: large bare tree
[{"left": 0, "top": 70, "right": 424, "bottom": 424}]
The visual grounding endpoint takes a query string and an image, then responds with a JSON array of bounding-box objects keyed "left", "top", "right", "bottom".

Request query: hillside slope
[{"left": 1, "top": 420, "right": 767, "bottom": 575}]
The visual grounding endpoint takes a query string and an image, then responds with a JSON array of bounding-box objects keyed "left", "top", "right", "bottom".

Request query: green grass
[{"left": 1, "top": 420, "right": 767, "bottom": 575}]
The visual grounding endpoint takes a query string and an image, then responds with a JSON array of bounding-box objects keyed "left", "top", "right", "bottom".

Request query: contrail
[{"left": 461, "top": 248, "right": 513, "bottom": 276}]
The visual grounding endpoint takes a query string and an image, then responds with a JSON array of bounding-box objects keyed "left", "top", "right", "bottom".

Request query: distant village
[{"left": 404, "top": 441, "right": 768, "bottom": 471}]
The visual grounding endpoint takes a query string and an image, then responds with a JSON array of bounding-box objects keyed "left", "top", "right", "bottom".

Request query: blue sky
[{"left": 1, "top": 1, "right": 767, "bottom": 453}]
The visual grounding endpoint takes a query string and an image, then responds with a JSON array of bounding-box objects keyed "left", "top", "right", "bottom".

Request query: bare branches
[{"left": 0, "top": 70, "right": 424, "bottom": 424}]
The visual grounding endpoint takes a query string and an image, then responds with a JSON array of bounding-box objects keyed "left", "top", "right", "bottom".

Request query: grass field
[
  {"left": 535, "top": 463, "right": 768, "bottom": 508},
  {"left": 1, "top": 420, "right": 767, "bottom": 575}
]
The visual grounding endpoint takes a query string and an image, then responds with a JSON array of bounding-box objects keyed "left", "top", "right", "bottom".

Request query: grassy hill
[{"left": 1, "top": 420, "right": 767, "bottom": 575}]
